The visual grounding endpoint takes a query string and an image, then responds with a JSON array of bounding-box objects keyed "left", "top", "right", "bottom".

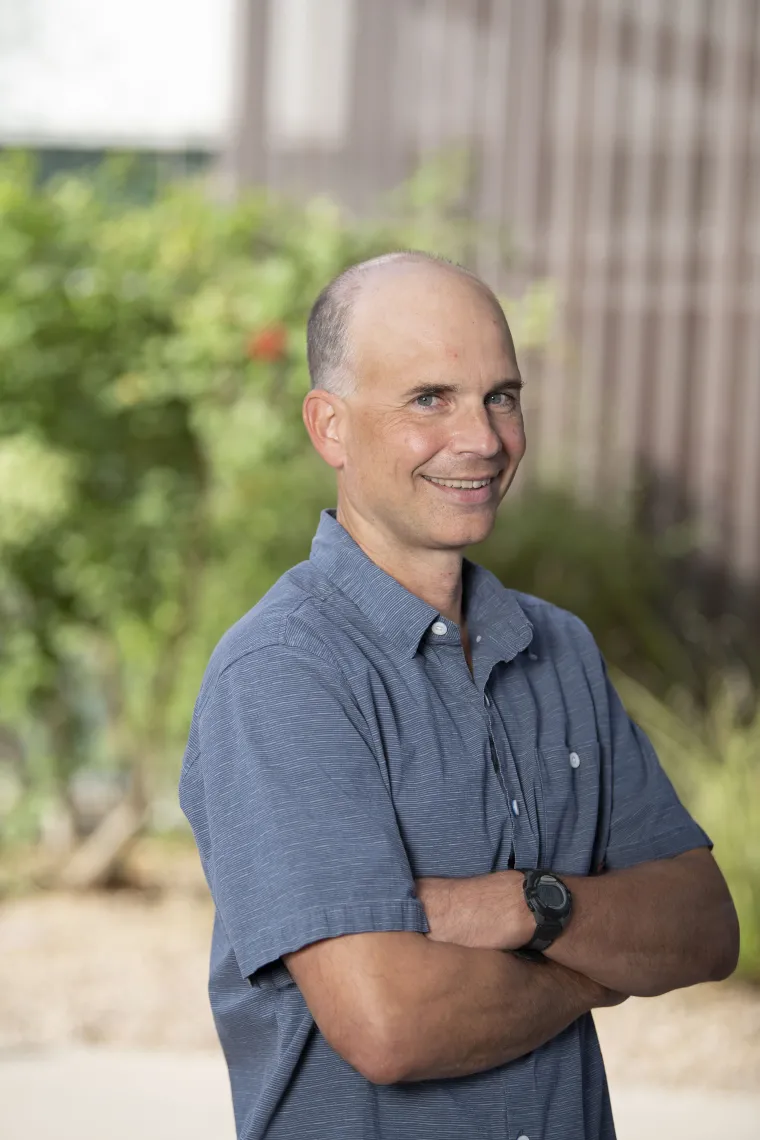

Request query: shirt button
[
  {"left": 517, "top": 1135, "right": 530, "bottom": 1140},
  {"left": 528, "top": 652, "right": 538, "bottom": 662},
  {"left": 511, "top": 799, "right": 520, "bottom": 817},
  {"left": 475, "top": 634, "right": 482, "bottom": 643},
  {"left": 431, "top": 620, "right": 447, "bottom": 636},
  {"left": 484, "top": 692, "right": 491, "bottom": 706},
  {"left": 569, "top": 751, "right": 581, "bottom": 769}
]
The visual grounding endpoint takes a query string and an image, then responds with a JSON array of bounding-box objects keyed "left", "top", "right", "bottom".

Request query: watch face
[{"left": 536, "top": 876, "right": 568, "bottom": 911}]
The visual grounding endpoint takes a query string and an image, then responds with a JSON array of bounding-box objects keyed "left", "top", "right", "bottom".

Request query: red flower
[{"left": 246, "top": 323, "right": 288, "bottom": 362}]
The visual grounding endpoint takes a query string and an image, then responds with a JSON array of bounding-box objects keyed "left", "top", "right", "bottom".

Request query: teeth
[{"left": 425, "top": 476, "right": 493, "bottom": 489}]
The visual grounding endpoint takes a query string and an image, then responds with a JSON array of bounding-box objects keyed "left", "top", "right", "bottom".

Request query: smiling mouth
[{"left": 422, "top": 475, "right": 497, "bottom": 489}]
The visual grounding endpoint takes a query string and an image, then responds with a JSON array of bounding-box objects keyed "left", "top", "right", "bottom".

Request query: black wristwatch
[{"left": 519, "top": 869, "right": 573, "bottom": 953}]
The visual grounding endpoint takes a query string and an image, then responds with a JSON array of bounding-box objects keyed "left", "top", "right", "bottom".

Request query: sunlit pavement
[{"left": 0, "top": 1048, "right": 758, "bottom": 1140}]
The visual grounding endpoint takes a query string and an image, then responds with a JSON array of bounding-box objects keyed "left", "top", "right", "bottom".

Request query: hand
[
  {"left": 415, "top": 871, "right": 536, "bottom": 951},
  {"left": 587, "top": 980, "right": 629, "bottom": 1009},
  {"left": 547, "top": 959, "right": 629, "bottom": 1011},
  {"left": 572, "top": 969, "right": 628, "bottom": 1010},
  {"left": 597, "top": 987, "right": 629, "bottom": 1008}
]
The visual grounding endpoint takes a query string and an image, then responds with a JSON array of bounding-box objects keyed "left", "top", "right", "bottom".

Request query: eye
[
  {"left": 486, "top": 391, "right": 518, "bottom": 408},
  {"left": 415, "top": 392, "right": 442, "bottom": 408}
]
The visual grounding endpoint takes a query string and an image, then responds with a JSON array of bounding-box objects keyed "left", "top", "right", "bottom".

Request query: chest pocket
[{"left": 536, "top": 740, "right": 602, "bottom": 874}]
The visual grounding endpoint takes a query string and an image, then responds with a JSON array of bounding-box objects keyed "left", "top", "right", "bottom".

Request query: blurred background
[{"left": 0, "top": 2, "right": 759, "bottom": 1138}]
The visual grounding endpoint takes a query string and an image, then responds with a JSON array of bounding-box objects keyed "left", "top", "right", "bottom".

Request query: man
[{"left": 180, "top": 252, "right": 739, "bottom": 1139}]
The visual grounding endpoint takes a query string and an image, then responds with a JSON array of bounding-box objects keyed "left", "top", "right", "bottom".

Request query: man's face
[{"left": 336, "top": 265, "right": 526, "bottom": 554}]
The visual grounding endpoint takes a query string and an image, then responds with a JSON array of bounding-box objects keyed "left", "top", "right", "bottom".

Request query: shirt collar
[
  {"left": 310, "top": 510, "right": 439, "bottom": 656},
  {"left": 309, "top": 509, "right": 535, "bottom": 665},
  {"left": 461, "top": 557, "right": 536, "bottom": 682}
]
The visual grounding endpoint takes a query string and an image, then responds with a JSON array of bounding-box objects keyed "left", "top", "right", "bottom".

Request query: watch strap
[
  {"left": 522, "top": 916, "right": 564, "bottom": 953},
  {"left": 511, "top": 946, "right": 547, "bottom": 964}
]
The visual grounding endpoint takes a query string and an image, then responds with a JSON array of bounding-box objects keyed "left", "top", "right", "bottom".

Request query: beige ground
[{"left": 0, "top": 843, "right": 758, "bottom": 1093}]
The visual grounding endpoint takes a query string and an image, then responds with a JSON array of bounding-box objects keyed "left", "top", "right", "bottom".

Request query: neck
[{"left": 336, "top": 502, "right": 465, "bottom": 625}]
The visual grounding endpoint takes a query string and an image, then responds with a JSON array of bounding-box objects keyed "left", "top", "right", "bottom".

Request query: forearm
[
  {"left": 386, "top": 939, "right": 617, "bottom": 1083},
  {"left": 415, "top": 849, "right": 739, "bottom": 1000},
  {"left": 546, "top": 851, "right": 739, "bottom": 996}
]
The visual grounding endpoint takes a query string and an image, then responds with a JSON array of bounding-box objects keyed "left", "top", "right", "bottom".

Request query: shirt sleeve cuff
[
  {"left": 603, "top": 823, "right": 713, "bottom": 871},
  {"left": 235, "top": 898, "right": 431, "bottom": 985}
]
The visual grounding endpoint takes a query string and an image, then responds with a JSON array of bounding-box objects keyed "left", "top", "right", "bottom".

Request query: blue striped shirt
[{"left": 179, "top": 508, "right": 710, "bottom": 1139}]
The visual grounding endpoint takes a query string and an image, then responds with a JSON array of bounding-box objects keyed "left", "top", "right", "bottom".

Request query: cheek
[
  {"left": 503, "top": 417, "right": 527, "bottom": 461},
  {"left": 379, "top": 420, "right": 444, "bottom": 471},
  {"left": 347, "top": 416, "right": 440, "bottom": 479},
  {"left": 403, "top": 425, "right": 444, "bottom": 463}
]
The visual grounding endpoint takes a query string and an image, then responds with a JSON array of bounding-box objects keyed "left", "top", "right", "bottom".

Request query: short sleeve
[
  {"left": 190, "top": 646, "right": 428, "bottom": 984},
  {"left": 601, "top": 664, "right": 712, "bottom": 871}
]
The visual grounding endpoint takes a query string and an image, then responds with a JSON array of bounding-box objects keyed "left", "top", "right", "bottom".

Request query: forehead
[{"left": 350, "top": 265, "right": 515, "bottom": 385}]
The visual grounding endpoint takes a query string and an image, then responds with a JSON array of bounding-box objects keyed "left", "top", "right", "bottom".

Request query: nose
[{"left": 448, "top": 401, "right": 503, "bottom": 459}]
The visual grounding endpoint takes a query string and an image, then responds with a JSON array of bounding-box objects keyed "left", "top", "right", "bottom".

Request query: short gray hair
[{"left": 307, "top": 251, "right": 473, "bottom": 397}]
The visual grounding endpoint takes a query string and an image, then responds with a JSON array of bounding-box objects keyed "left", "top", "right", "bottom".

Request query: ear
[{"left": 302, "top": 389, "right": 346, "bottom": 470}]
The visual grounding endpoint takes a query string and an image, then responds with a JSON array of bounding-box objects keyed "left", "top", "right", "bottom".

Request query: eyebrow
[{"left": 400, "top": 378, "right": 524, "bottom": 400}]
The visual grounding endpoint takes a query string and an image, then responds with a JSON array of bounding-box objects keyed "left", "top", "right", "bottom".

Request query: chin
[{"left": 436, "top": 514, "right": 497, "bottom": 550}]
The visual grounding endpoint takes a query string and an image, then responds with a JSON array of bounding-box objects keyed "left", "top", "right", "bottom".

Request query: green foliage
[
  {"left": 0, "top": 150, "right": 542, "bottom": 841},
  {"left": 615, "top": 672, "right": 760, "bottom": 979}
]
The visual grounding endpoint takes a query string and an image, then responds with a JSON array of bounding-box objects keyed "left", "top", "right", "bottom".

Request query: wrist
[
  {"left": 512, "top": 876, "right": 539, "bottom": 947},
  {"left": 455, "top": 871, "right": 530, "bottom": 951},
  {"left": 416, "top": 872, "right": 534, "bottom": 951},
  {"left": 489, "top": 870, "right": 536, "bottom": 950},
  {"left": 518, "top": 869, "right": 573, "bottom": 953}
]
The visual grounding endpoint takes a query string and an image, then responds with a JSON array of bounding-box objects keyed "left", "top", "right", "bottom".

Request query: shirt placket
[
  {"left": 484, "top": 680, "right": 540, "bottom": 871},
  {"left": 483, "top": 675, "right": 543, "bottom": 1140},
  {"left": 503, "top": 1052, "right": 544, "bottom": 1140},
  {"left": 482, "top": 688, "right": 516, "bottom": 865},
  {"left": 429, "top": 623, "right": 516, "bottom": 846}
]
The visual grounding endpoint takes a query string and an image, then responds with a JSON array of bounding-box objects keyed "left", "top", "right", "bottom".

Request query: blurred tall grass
[{"left": 616, "top": 674, "right": 760, "bottom": 978}]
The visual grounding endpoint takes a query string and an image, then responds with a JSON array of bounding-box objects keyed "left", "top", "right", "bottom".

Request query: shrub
[{"left": 0, "top": 150, "right": 549, "bottom": 855}]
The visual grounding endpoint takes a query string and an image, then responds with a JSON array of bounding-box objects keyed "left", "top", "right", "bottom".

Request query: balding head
[
  {"left": 306, "top": 251, "right": 514, "bottom": 397},
  {"left": 302, "top": 249, "right": 525, "bottom": 561}
]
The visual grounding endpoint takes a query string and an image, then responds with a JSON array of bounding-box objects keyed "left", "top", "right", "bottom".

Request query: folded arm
[
  {"left": 545, "top": 848, "right": 739, "bottom": 994},
  {"left": 284, "top": 930, "right": 623, "bottom": 1085},
  {"left": 416, "top": 847, "right": 739, "bottom": 997}
]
